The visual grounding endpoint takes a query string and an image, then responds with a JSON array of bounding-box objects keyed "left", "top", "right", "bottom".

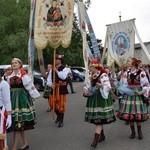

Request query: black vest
[{"left": 51, "top": 65, "right": 68, "bottom": 95}]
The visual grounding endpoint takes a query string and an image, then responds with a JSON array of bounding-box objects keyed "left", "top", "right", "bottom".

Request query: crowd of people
[
  {"left": 0, "top": 55, "right": 150, "bottom": 149},
  {"left": 83, "top": 57, "right": 150, "bottom": 148}
]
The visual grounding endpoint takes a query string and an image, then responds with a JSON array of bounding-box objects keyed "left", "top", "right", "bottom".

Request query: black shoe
[
  {"left": 58, "top": 122, "right": 63, "bottom": 128},
  {"left": 90, "top": 143, "right": 97, "bottom": 148},
  {"left": 130, "top": 133, "right": 136, "bottom": 139},
  {"left": 46, "top": 108, "right": 51, "bottom": 112},
  {"left": 19, "top": 145, "right": 29, "bottom": 150},
  {"left": 55, "top": 118, "right": 59, "bottom": 124},
  {"left": 71, "top": 91, "right": 76, "bottom": 94}
]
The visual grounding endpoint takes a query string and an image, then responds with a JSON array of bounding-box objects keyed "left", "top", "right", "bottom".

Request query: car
[
  {"left": 0, "top": 65, "right": 45, "bottom": 91},
  {"left": 23, "top": 66, "right": 45, "bottom": 91},
  {"left": 72, "top": 70, "right": 85, "bottom": 82},
  {"left": 71, "top": 66, "right": 86, "bottom": 77}
]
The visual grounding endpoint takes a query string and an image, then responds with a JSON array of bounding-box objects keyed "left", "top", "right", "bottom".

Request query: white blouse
[{"left": 0, "top": 80, "right": 11, "bottom": 111}]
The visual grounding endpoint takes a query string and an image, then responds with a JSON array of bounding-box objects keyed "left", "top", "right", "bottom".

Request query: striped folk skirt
[
  {"left": 8, "top": 88, "right": 36, "bottom": 132},
  {"left": 117, "top": 93, "right": 149, "bottom": 122},
  {"left": 43, "top": 85, "right": 51, "bottom": 99},
  {"left": 85, "top": 90, "right": 116, "bottom": 125}
]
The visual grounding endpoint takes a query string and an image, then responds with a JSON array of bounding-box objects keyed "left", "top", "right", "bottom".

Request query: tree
[
  {"left": 0, "top": 0, "right": 30, "bottom": 64},
  {"left": 0, "top": 0, "right": 99, "bottom": 70}
]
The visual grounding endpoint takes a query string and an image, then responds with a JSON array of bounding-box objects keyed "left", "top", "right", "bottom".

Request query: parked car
[
  {"left": 72, "top": 70, "right": 85, "bottom": 82},
  {"left": 71, "top": 66, "right": 85, "bottom": 77},
  {"left": 71, "top": 66, "right": 86, "bottom": 77},
  {"left": 0, "top": 65, "right": 45, "bottom": 91},
  {"left": 23, "top": 66, "right": 45, "bottom": 91}
]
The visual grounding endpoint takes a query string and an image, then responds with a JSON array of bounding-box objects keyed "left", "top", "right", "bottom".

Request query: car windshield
[
  {"left": 33, "top": 70, "right": 42, "bottom": 76},
  {"left": 73, "top": 69, "right": 82, "bottom": 75}
]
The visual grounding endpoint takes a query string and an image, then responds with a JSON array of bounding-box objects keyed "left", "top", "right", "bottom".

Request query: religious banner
[
  {"left": 107, "top": 20, "right": 135, "bottom": 67},
  {"left": 87, "top": 43, "right": 94, "bottom": 61},
  {"left": 77, "top": 0, "right": 90, "bottom": 87},
  {"left": 85, "top": 9, "right": 101, "bottom": 60},
  {"left": 34, "top": 0, "right": 74, "bottom": 49},
  {"left": 28, "top": 0, "right": 36, "bottom": 80}
]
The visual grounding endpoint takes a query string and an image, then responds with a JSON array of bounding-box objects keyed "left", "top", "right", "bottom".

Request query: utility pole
[{"left": 119, "top": 11, "right": 122, "bottom": 22}]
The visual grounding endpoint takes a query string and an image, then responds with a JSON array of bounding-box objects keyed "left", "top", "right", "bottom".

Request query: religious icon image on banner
[
  {"left": 46, "top": 1, "right": 64, "bottom": 26},
  {"left": 112, "top": 32, "right": 130, "bottom": 56}
]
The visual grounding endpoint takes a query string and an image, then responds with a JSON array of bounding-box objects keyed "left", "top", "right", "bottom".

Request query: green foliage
[
  {"left": 0, "top": 0, "right": 99, "bottom": 70},
  {"left": 0, "top": 0, "right": 30, "bottom": 64}
]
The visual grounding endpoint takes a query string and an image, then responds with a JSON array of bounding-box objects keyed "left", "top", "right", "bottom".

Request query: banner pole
[
  {"left": 52, "top": 48, "right": 56, "bottom": 120},
  {"left": 101, "top": 28, "right": 108, "bottom": 65}
]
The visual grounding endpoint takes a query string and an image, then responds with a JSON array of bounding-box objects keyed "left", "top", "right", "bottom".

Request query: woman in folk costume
[
  {"left": 117, "top": 57, "right": 149, "bottom": 140},
  {"left": 0, "top": 69, "right": 12, "bottom": 150},
  {"left": 83, "top": 59, "right": 116, "bottom": 148},
  {"left": 7, "top": 58, "right": 40, "bottom": 150},
  {"left": 47, "top": 55, "right": 70, "bottom": 128}
]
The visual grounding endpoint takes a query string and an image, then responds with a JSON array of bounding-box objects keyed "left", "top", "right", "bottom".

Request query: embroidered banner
[
  {"left": 77, "top": 0, "right": 94, "bottom": 61},
  {"left": 77, "top": 0, "right": 90, "bottom": 86},
  {"left": 85, "top": 9, "right": 101, "bottom": 60},
  {"left": 107, "top": 20, "right": 135, "bottom": 67},
  {"left": 34, "top": 0, "right": 74, "bottom": 49},
  {"left": 28, "top": 0, "right": 36, "bottom": 80}
]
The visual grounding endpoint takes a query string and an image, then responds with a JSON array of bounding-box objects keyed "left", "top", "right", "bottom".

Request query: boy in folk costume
[
  {"left": 47, "top": 55, "right": 70, "bottom": 127},
  {"left": 0, "top": 69, "right": 12, "bottom": 150}
]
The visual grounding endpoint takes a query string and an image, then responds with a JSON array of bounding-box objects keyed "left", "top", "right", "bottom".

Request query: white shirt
[
  {"left": 0, "top": 80, "right": 11, "bottom": 111},
  {"left": 47, "top": 67, "right": 70, "bottom": 87}
]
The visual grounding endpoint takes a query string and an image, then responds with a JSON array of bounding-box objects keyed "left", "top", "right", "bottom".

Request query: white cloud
[{"left": 87, "top": 0, "right": 150, "bottom": 45}]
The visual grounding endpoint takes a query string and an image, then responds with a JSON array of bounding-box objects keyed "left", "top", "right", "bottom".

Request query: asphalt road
[{"left": 8, "top": 82, "right": 150, "bottom": 150}]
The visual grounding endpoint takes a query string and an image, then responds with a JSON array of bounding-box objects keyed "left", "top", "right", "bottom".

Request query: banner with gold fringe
[{"left": 34, "top": 0, "right": 74, "bottom": 49}]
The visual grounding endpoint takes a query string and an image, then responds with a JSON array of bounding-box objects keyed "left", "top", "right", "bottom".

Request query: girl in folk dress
[
  {"left": 7, "top": 58, "right": 40, "bottom": 150},
  {"left": 117, "top": 57, "right": 149, "bottom": 140},
  {"left": 83, "top": 60, "right": 116, "bottom": 148}
]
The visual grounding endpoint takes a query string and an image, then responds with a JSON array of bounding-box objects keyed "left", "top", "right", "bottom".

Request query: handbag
[{"left": 117, "top": 84, "right": 135, "bottom": 96}]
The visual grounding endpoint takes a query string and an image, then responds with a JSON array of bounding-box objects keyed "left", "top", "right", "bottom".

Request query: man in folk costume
[
  {"left": 47, "top": 55, "right": 70, "bottom": 127},
  {"left": 0, "top": 69, "right": 12, "bottom": 150}
]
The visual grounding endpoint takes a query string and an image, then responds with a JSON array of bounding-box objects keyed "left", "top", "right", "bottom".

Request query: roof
[{"left": 135, "top": 41, "right": 150, "bottom": 49}]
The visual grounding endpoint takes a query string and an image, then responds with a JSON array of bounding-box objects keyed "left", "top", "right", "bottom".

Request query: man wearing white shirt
[{"left": 47, "top": 55, "right": 70, "bottom": 127}]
